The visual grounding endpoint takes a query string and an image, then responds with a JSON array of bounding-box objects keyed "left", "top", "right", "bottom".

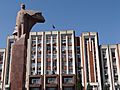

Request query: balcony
[
  {"left": 63, "top": 78, "right": 73, "bottom": 84},
  {"left": 29, "top": 75, "right": 43, "bottom": 88},
  {"left": 45, "top": 75, "right": 59, "bottom": 89},
  {"left": 46, "top": 78, "right": 57, "bottom": 84},
  {"left": 31, "top": 78, "right": 41, "bottom": 84},
  {"left": 62, "top": 75, "right": 76, "bottom": 87}
]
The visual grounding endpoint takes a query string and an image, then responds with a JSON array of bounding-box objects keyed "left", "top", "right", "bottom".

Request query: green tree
[
  {"left": 87, "top": 83, "right": 92, "bottom": 90},
  {"left": 76, "top": 67, "right": 83, "bottom": 90},
  {"left": 103, "top": 84, "right": 109, "bottom": 90}
]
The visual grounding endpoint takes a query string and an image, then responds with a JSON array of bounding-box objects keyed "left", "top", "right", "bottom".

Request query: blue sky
[{"left": 0, "top": 0, "right": 120, "bottom": 48}]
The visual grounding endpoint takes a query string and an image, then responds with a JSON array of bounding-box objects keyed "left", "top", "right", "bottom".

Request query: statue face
[{"left": 32, "top": 13, "right": 45, "bottom": 23}]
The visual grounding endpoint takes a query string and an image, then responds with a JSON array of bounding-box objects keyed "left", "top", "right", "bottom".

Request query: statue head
[{"left": 21, "top": 3, "right": 25, "bottom": 10}]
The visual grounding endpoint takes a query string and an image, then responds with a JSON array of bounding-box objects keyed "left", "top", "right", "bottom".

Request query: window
[
  {"left": 46, "top": 87, "right": 57, "bottom": 90},
  {"left": 32, "top": 40, "right": 36, "bottom": 44},
  {"left": 68, "top": 53, "right": 72, "bottom": 58},
  {"left": 46, "top": 62, "right": 51, "bottom": 66},
  {"left": 63, "top": 77, "right": 73, "bottom": 84},
  {"left": 38, "top": 47, "right": 41, "bottom": 51},
  {"left": 111, "top": 49, "right": 115, "bottom": 57},
  {"left": 68, "top": 39, "right": 72, "bottom": 43},
  {"left": 46, "top": 77, "right": 57, "bottom": 84},
  {"left": 37, "top": 63, "right": 41, "bottom": 67},
  {"left": 62, "top": 46, "right": 66, "bottom": 50},
  {"left": 46, "top": 70, "right": 51, "bottom": 74},
  {"left": 63, "top": 87, "right": 73, "bottom": 90},
  {"left": 31, "top": 78, "right": 41, "bottom": 84},
  {"left": 38, "top": 54, "right": 41, "bottom": 58},
  {"left": 32, "top": 47, "right": 36, "bottom": 51},
  {"left": 62, "top": 70, "right": 67, "bottom": 74},
  {"left": 53, "top": 61, "right": 57, "bottom": 67},
  {"left": 62, "top": 62, "right": 67, "bottom": 66},
  {"left": 46, "top": 54, "right": 51, "bottom": 58},
  {"left": 68, "top": 46, "right": 72, "bottom": 50},
  {"left": 30, "top": 87, "right": 40, "bottom": 90},
  {"left": 69, "top": 69, "right": 73, "bottom": 74},
  {"left": 37, "top": 70, "right": 41, "bottom": 75},
  {"left": 68, "top": 61, "right": 72, "bottom": 67}
]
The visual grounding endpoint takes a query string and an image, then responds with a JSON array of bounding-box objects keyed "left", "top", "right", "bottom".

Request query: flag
[{"left": 52, "top": 25, "right": 55, "bottom": 29}]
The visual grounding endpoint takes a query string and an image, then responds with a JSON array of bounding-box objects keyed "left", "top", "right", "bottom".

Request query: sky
[{"left": 0, "top": 0, "right": 120, "bottom": 48}]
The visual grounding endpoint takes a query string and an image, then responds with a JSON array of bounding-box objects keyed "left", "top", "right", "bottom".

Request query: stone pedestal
[{"left": 10, "top": 35, "right": 27, "bottom": 90}]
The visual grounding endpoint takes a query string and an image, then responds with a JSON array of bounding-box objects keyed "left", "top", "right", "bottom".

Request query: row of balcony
[{"left": 29, "top": 75, "right": 75, "bottom": 86}]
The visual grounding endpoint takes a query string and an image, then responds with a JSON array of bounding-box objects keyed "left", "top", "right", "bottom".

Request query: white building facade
[
  {"left": 0, "top": 49, "right": 6, "bottom": 90},
  {"left": 80, "top": 32, "right": 102, "bottom": 90},
  {"left": 100, "top": 44, "right": 120, "bottom": 90}
]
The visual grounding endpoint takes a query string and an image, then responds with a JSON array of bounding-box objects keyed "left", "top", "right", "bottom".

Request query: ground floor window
[
  {"left": 30, "top": 87, "right": 40, "bottom": 90},
  {"left": 46, "top": 87, "right": 57, "bottom": 90},
  {"left": 63, "top": 87, "right": 74, "bottom": 90}
]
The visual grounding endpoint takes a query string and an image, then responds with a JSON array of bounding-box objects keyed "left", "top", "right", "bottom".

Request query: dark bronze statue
[{"left": 13, "top": 4, "right": 45, "bottom": 38}]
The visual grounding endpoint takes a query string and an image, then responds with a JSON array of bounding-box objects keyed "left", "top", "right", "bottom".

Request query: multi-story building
[
  {"left": 100, "top": 44, "right": 120, "bottom": 90},
  {"left": 26, "top": 30, "right": 76, "bottom": 90},
  {"left": 3, "top": 36, "right": 15, "bottom": 90},
  {"left": 1, "top": 30, "right": 120, "bottom": 90},
  {"left": 0, "top": 49, "right": 5, "bottom": 90},
  {"left": 80, "top": 32, "right": 102, "bottom": 90}
]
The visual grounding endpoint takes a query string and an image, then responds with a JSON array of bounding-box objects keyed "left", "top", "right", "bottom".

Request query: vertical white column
[
  {"left": 35, "top": 36, "right": 38, "bottom": 74},
  {"left": 72, "top": 33, "right": 75, "bottom": 74},
  {"left": 44, "top": 33, "right": 46, "bottom": 90},
  {"left": 80, "top": 36, "right": 84, "bottom": 85},
  {"left": 117, "top": 44, "right": 120, "bottom": 86},
  {"left": 57, "top": 33, "right": 59, "bottom": 74},
  {"left": 66, "top": 36, "right": 69, "bottom": 74},
  {"left": 41, "top": 34, "right": 44, "bottom": 75},
  {"left": 106, "top": 47, "right": 112, "bottom": 90},
  {"left": 60, "top": 33, "right": 62, "bottom": 90},
  {"left": 51, "top": 35, "right": 53, "bottom": 72},
  {"left": 95, "top": 35, "right": 102, "bottom": 90},
  {"left": 89, "top": 37, "right": 92, "bottom": 51},
  {"left": 1, "top": 50, "right": 5, "bottom": 90}
]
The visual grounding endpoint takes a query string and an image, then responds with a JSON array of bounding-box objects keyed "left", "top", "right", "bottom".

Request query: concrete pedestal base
[{"left": 10, "top": 35, "right": 27, "bottom": 90}]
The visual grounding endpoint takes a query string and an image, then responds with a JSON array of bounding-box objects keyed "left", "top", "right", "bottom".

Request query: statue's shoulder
[{"left": 17, "top": 10, "right": 27, "bottom": 15}]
